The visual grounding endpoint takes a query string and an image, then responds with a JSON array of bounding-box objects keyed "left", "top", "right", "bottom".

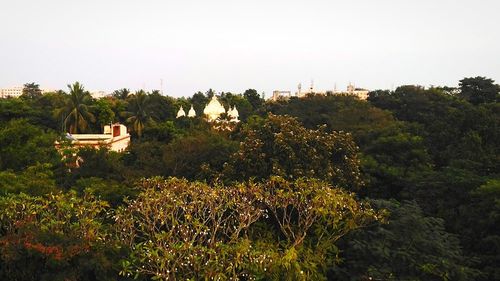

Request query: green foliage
[
  {"left": 458, "top": 76, "right": 500, "bottom": 105},
  {"left": 148, "top": 92, "right": 177, "bottom": 121},
  {"left": 55, "top": 82, "right": 96, "bottom": 133},
  {"left": 244, "top": 88, "right": 264, "bottom": 111},
  {"left": 0, "top": 163, "right": 59, "bottom": 196},
  {"left": 457, "top": 179, "right": 500, "bottom": 280},
  {"left": 163, "top": 130, "right": 238, "bottom": 181},
  {"left": 142, "top": 120, "right": 180, "bottom": 142},
  {"left": 73, "top": 177, "right": 136, "bottom": 207},
  {"left": 223, "top": 114, "right": 363, "bottom": 190},
  {"left": 0, "top": 119, "right": 58, "bottom": 171},
  {"left": 368, "top": 85, "right": 499, "bottom": 170},
  {"left": 0, "top": 192, "right": 117, "bottom": 281},
  {"left": 359, "top": 123, "right": 433, "bottom": 199},
  {"left": 220, "top": 92, "right": 254, "bottom": 121},
  {"left": 122, "top": 91, "right": 153, "bottom": 138},
  {"left": 115, "top": 177, "right": 381, "bottom": 280},
  {"left": 21, "top": 82, "right": 42, "bottom": 100},
  {"left": 0, "top": 78, "right": 498, "bottom": 279},
  {"left": 268, "top": 94, "right": 395, "bottom": 138},
  {"left": 94, "top": 98, "right": 116, "bottom": 129},
  {"left": 331, "top": 200, "right": 478, "bottom": 281}
]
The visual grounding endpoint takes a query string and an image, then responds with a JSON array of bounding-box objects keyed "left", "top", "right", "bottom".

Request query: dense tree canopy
[{"left": 0, "top": 77, "right": 498, "bottom": 280}]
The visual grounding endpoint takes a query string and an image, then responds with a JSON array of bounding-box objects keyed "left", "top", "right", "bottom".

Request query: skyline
[{"left": 1, "top": 0, "right": 499, "bottom": 97}]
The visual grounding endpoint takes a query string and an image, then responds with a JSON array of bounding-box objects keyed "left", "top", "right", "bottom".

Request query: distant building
[
  {"left": 0, "top": 86, "right": 56, "bottom": 98},
  {"left": 272, "top": 90, "right": 292, "bottom": 101},
  {"left": 271, "top": 82, "right": 369, "bottom": 101},
  {"left": 0, "top": 87, "right": 23, "bottom": 98},
  {"left": 56, "top": 123, "right": 130, "bottom": 153},
  {"left": 90, "top": 91, "right": 110, "bottom": 99},
  {"left": 344, "top": 83, "right": 369, "bottom": 100}
]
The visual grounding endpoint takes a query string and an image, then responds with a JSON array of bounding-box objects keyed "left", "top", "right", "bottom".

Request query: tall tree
[
  {"left": 223, "top": 114, "right": 363, "bottom": 190},
  {"left": 459, "top": 76, "right": 499, "bottom": 105},
  {"left": 243, "top": 88, "right": 263, "bottom": 110},
  {"left": 123, "top": 90, "right": 152, "bottom": 138},
  {"left": 55, "top": 82, "right": 95, "bottom": 134},
  {"left": 111, "top": 88, "right": 130, "bottom": 100},
  {"left": 21, "top": 82, "right": 42, "bottom": 99}
]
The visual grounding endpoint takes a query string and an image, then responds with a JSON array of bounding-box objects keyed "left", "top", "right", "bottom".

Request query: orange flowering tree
[{"left": 0, "top": 192, "right": 115, "bottom": 281}]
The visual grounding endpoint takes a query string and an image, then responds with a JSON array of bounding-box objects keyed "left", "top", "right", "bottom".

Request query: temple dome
[
  {"left": 228, "top": 105, "right": 240, "bottom": 122},
  {"left": 187, "top": 105, "right": 196, "bottom": 117},
  {"left": 203, "top": 96, "right": 226, "bottom": 121},
  {"left": 176, "top": 106, "right": 186, "bottom": 118}
]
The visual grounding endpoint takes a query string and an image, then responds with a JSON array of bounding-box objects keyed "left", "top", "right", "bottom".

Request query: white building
[
  {"left": 344, "top": 83, "right": 370, "bottom": 100},
  {"left": 0, "top": 87, "right": 23, "bottom": 98},
  {"left": 57, "top": 123, "right": 131, "bottom": 153},
  {"left": 0, "top": 86, "right": 56, "bottom": 98},
  {"left": 203, "top": 96, "right": 227, "bottom": 122},
  {"left": 90, "top": 91, "right": 110, "bottom": 99},
  {"left": 272, "top": 82, "right": 369, "bottom": 101}
]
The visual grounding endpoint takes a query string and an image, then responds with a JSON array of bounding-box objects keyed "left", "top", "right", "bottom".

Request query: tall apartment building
[
  {"left": 0, "top": 87, "right": 24, "bottom": 98},
  {"left": 0, "top": 86, "right": 56, "bottom": 98}
]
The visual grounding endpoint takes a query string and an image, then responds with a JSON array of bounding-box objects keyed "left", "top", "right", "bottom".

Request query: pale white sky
[{"left": 0, "top": 0, "right": 499, "bottom": 97}]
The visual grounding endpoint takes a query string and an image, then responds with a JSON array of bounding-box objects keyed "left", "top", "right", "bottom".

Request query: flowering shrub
[{"left": 115, "top": 177, "right": 382, "bottom": 280}]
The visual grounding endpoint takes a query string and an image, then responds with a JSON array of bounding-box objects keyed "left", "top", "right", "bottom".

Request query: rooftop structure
[
  {"left": 272, "top": 82, "right": 369, "bottom": 101},
  {"left": 57, "top": 123, "right": 130, "bottom": 153}
]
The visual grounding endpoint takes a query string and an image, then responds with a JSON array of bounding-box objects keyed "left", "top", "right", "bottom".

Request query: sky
[{"left": 0, "top": 0, "right": 499, "bottom": 97}]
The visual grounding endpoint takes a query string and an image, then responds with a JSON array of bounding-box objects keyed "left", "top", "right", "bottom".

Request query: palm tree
[
  {"left": 55, "top": 82, "right": 96, "bottom": 134},
  {"left": 122, "top": 90, "right": 152, "bottom": 138},
  {"left": 112, "top": 88, "right": 130, "bottom": 100}
]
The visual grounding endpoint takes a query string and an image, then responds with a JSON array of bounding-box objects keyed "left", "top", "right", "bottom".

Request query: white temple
[
  {"left": 176, "top": 106, "right": 186, "bottom": 118},
  {"left": 176, "top": 96, "right": 239, "bottom": 125},
  {"left": 203, "top": 96, "right": 226, "bottom": 122},
  {"left": 227, "top": 105, "right": 240, "bottom": 123},
  {"left": 187, "top": 105, "right": 196, "bottom": 117}
]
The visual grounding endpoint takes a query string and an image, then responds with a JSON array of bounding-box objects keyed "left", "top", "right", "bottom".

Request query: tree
[
  {"left": 0, "top": 192, "right": 116, "bottom": 281},
  {"left": 268, "top": 94, "right": 395, "bottom": 140},
  {"left": 0, "top": 163, "right": 59, "bottom": 196},
  {"left": 163, "top": 131, "right": 238, "bottom": 181},
  {"left": 147, "top": 92, "right": 177, "bottom": 121},
  {"left": 55, "top": 82, "right": 96, "bottom": 133},
  {"left": 21, "top": 82, "right": 42, "bottom": 99},
  {"left": 359, "top": 123, "right": 433, "bottom": 199},
  {"left": 122, "top": 91, "right": 152, "bottom": 138},
  {"left": 223, "top": 114, "right": 363, "bottom": 190},
  {"left": 243, "top": 88, "right": 263, "bottom": 110},
  {"left": 0, "top": 119, "right": 58, "bottom": 171},
  {"left": 115, "top": 177, "right": 381, "bottom": 280},
  {"left": 454, "top": 179, "right": 500, "bottom": 281},
  {"left": 112, "top": 88, "right": 130, "bottom": 100},
  {"left": 220, "top": 92, "right": 254, "bottom": 121},
  {"left": 94, "top": 99, "right": 115, "bottom": 129},
  {"left": 188, "top": 91, "right": 209, "bottom": 118},
  {"left": 459, "top": 77, "right": 499, "bottom": 105},
  {"left": 330, "top": 200, "right": 477, "bottom": 281}
]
